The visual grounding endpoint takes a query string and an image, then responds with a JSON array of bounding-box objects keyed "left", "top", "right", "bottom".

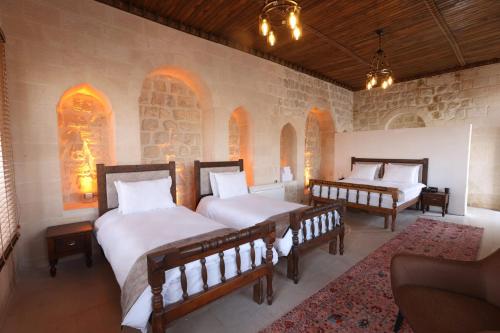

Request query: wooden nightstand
[
  {"left": 421, "top": 190, "right": 449, "bottom": 217},
  {"left": 46, "top": 221, "right": 93, "bottom": 277}
]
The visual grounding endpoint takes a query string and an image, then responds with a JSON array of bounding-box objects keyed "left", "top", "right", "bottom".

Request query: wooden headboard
[
  {"left": 194, "top": 159, "right": 243, "bottom": 206},
  {"left": 96, "top": 162, "right": 176, "bottom": 216},
  {"left": 351, "top": 157, "right": 429, "bottom": 185}
]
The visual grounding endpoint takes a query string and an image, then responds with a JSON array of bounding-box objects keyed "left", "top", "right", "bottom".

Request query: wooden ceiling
[{"left": 97, "top": 0, "right": 500, "bottom": 90}]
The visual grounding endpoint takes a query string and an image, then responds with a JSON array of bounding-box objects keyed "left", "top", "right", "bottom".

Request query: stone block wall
[
  {"left": 353, "top": 63, "right": 500, "bottom": 210},
  {"left": 0, "top": 0, "right": 353, "bottom": 267},
  {"left": 139, "top": 75, "right": 202, "bottom": 208}
]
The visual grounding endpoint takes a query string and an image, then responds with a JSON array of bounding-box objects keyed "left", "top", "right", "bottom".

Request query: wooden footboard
[
  {"left": 287, "top": 202, "right": 345, "bottom": 284},
  {"left": 309, "top": 179, "right": 419, "bottom": 232},
  {"left": 146, "top": 220, "right": 276, "bottom": 333}
]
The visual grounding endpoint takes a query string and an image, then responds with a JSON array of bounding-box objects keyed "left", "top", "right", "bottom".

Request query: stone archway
[
  {"left": 57, "top": 84, "right": 115, "bottom": 210},
  {"left": 304, "top": 108, "right": 335, "bottom": 184},
  {"left": 228, "top": 107, "right": 253, "bottom": 185},
  {"left": 139, "top": 68, "right": 213, "bottom": 209}
]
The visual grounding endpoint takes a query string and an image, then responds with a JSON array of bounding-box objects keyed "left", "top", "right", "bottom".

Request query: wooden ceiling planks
[{"left": 95, "top": 0, "right": 500, "bottom": 90}]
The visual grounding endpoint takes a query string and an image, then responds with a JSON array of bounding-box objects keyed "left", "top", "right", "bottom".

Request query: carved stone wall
[
  {"left": 57, "top": 86, "right": 115, "bottom": 210},
  {"left": 139, "top": 75, "right": 202, "bottom": 208},
  {"left": 353, "top": 63, "right": 500, "bottom": 210}
]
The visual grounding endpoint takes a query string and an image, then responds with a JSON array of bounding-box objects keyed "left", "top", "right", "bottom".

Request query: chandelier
[
  {"left": 259, "top": 0, "right": 302, "bottom": 46},
  {"left": 366, "top": 29, "right": 394, "bottom": 90}
]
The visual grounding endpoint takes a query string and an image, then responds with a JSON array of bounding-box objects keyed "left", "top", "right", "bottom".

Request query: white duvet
[
  {"left": 95, "top": 206, "right": 278, "bottom": 332},
  {"left": 312, "top": 178, "right": 425, "bottom": 208},
  {"left": 196, "top": 193, "right": 340, "bottom": 256}
]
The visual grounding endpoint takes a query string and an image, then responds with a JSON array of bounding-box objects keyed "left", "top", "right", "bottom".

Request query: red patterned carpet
[{"left": 262, "top": 218, "right": 483, "bottom": 333}]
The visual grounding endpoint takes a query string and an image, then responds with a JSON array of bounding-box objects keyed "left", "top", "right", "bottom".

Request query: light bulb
[
  {"left": 382, "top": 80, "right": 388, "bottom": 89},
  {"left": 260, "top": 18, "right": 269, "bottom": 36},
  {"left": 388, "top": 76, "right": 393, "bottom": 85},
  {"left": 367, "top": 82, "right": 372, "bottom": 90},
  {"left": 268, "top": 30, "right": 276, "bottom": 46},
  {"left": 288, "top": 11, "right": 297, "bottom": 29},
  {"left": 292, "top": 26, "right": 301, "bottom": 40},
  {"left": 370, "top": 76, "right": 376, "bottom": 86}
]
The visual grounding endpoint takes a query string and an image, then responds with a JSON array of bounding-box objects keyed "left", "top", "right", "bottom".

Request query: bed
[
  {"left": 309, "top": 157, "right": 428, "bottom": 232},
  {"left": 95, "top": 162, "right": 277, "bottom": 333},
  {"left": 194, "top": 159, "right": 345, "bottom": 284}
]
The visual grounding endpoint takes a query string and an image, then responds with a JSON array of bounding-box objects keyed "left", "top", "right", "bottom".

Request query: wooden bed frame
[
  {"left": 309, "top": 157, "right": 428, "bottom": 232},
  {"left": 96, "top": 162, "right": 276, "bottom": 333},
  {"left": 194, "top": 159, "right": 345, "bottom": 284}
]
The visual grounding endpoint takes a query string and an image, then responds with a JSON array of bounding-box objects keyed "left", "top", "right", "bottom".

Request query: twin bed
[
  {"left": 309, "top": 157, "right": 428, "bottom": 231},
  {"left": 194, "top": 160, "right": 345, "bottom": 283},
  {"left": 94, "top": 161, "right": 345, "bottom": 332}
]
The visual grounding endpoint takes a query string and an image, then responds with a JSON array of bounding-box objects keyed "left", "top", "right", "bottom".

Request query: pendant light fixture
[
  {"left": 366, "top": 29, "right": 394, "bottom": 90},
  {"left": 259, "top": 0, "right": 302, "bottom": 46}
]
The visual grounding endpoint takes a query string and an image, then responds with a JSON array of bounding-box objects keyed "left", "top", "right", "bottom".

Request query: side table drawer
[
  {"left": 422, "top": 196, "right": 444, "bottom": 205},
  {"left": 55, "top": 235, "right": 85, "bottom": 254}
]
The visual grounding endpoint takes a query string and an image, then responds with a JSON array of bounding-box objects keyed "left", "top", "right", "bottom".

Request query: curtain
[{"left": 0, "top": 31, "right": 19, "bottom": 270}]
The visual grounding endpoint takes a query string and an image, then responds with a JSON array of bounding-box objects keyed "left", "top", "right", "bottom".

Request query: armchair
[{"left": 391, "top": 249, "right": 500, "bottom": 333}]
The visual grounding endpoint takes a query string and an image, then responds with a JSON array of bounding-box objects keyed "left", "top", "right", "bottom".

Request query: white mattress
[
  {"left": 312, "top": 178, "right": 425, "bottom": 208},
  {"left": 95, "top": 206, "right": 278, "bottom": 332},
  {"left": 196, "top": 193, "right": 340, "bottom": 256}
]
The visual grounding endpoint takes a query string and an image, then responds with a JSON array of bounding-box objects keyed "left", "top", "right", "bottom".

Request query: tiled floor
[{"left": 2, "top": 207, "right": 499, "bottom": 333}]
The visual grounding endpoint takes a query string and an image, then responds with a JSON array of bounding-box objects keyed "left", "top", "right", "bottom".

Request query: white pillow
[
  {"left": 355, "top": 162, "right": 383, "bottom": 178},
  {"left": 382, "top": 164, "right": 420, "bottom": 184},
  {"left": 209, "top": 172, "right": 221, "bottom": 197},
  {"left": 349, "top": 164, "right": 378, "bottom": 180},
  {"left": 115, "top": 177, "right": 175, "bottom": 215},
  {"left": 214, "top": 171, "right": 248, "bottom": 199}
]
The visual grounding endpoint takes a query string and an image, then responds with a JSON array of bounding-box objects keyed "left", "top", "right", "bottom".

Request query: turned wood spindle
[
  {"left": 235, "top": 245, "right": 241, "bottom": 275},
  {"left": 250, "top": 241, "right": 256, "bottom": 270},
  {"left": 200, "top": 258, "right": 208, "bottom": 291},
  {"left": 180, "top": 265, "right": 188, "bottom": 300},
  {"left": 219, "top": 252, "right": 226, "bottom": 282}
]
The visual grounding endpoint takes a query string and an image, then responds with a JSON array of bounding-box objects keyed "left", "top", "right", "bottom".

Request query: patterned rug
[{"left": 262, "top": 218, "right": 483, "bottom": 333}]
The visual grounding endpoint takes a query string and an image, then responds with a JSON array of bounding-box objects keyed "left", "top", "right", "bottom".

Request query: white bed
[
  {"left": 312, "top": 178, "right": 426, "bottom": 208},
  {"left": 95, "top": 205, "right": 278, "bottom": 332},
  {"left": 196, "top": 193, "right": 340, "bottom": 256}
]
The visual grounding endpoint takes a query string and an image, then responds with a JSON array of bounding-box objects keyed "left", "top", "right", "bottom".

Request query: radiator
[{"left": 249, "top": 182, "right": 285, "bottom": 200}]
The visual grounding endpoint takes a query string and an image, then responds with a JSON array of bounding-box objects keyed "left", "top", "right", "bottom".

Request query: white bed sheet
[
  {"left": 95, "top": 206, "right": 278, "bottom": 332},
  {"left": 196, "top": 194, "right": 341, "bottom": 256},
  {"left": 312, "top": 178, "right": 425, "bottom": 208}
]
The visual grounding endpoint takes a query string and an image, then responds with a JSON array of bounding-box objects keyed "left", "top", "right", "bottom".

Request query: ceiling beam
[
  {"left": 423, "top": 0, "right": 466, "bottom": 66},
  {"left": 304, "top": 24, "right": 370, "bottom": 67},
  {"left": 94, "top": 0, "right": 353, "bottom": 90}
]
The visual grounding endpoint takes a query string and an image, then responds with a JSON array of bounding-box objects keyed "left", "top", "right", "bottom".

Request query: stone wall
[
  {"left": 139, "top": 75, "right": 201, "bottom": 208},
  {"left": 0, "top": 0, "right": 353, "bottom": 267},
  {"left": 353, "top": 63, "right": 500, "bottom": 210}
]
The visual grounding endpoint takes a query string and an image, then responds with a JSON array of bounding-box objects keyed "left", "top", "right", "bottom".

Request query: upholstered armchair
[{"left": 391, "top": 249, "right": 500, "bottom": 333}]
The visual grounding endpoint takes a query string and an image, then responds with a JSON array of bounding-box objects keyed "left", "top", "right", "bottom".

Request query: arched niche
[
  {"left": 280, "top": 123, "right": 297, "bottom": 179},
  {"left": 139, "top": 67, "right": 213, "bottom": 209},
  {"left": 386, "top": 113, "right": 426, "bottom": 130},
  {"left": 57, "top": 84, "right": 116, "bottom": 210},
  {"left": 228, "top": 107, "right": 253, "bottom": 185},
  {"left": 304, "top": 108, "right": 335, "bottom": 184}
]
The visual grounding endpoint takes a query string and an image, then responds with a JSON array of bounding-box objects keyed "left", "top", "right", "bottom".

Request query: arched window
[
  {"left": 228, "top": 107, "right": 253, "bottom": 185},
  {"left": 57, "top": 84, "right": 115, "bottom": 210}
]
